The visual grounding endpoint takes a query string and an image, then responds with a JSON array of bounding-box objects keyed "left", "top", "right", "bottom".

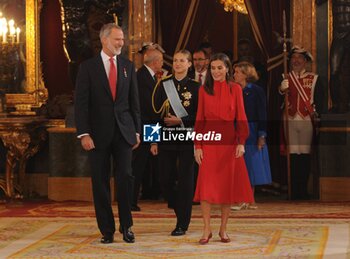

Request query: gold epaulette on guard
[{"left": 152, "top": 74, "right": 173, "bottom": 118}]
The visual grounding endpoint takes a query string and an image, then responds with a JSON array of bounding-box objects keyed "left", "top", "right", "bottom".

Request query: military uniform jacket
[
  {"left": 287, "top": 71, "right": 325, "bottom": 118},
  {"left": 153, "top": 75, "right": 200, "bottom": 149}
]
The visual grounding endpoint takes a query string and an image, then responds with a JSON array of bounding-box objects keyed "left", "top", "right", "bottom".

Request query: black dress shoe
[
  {"left": 122, "top": 227, "right": 135, "bottom": 243},
  {"left": 100, "top": 235, "right": 114, "bottom": 244},
  {"left": 131, "top": 205, "right": 141, "bottom": 211},
  {"left": 171, "top": 227, "right": 186, "bottom": 236}
]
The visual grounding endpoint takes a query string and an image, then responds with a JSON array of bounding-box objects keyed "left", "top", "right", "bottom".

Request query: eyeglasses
[{"left": 193, "top": 58, "right": 207, "bottom": 62}]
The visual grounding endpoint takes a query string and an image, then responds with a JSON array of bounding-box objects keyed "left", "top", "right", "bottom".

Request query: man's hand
[
  {"left": 132, "top": 134, "right": 141, "bottom": 150},
  {"left": 194, "top": 148, "right": 203, "bottom": 165},
  {"left": 150, "top": 144, "right": 158, "bottom": 155},
  {"left": 280, "top": 79, "right": 289, "bottom": 92},
  {"left": 81, "top": 135, "right": 95, "bottom": 151},
  {"left": 164, "top": 113, "right": 182, "bottom": 126}
]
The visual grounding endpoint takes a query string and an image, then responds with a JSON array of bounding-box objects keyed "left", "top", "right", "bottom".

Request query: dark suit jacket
[
  {"left": 136, "top": 65, "right": 158, "bottom": 124},
  {"left": 75, "top": 54, "right": 141, "bottom": 148}
]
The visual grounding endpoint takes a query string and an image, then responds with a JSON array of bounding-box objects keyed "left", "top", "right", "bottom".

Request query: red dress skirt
[{"left": 193, "top": 81, "right": 254, "bottom": 204}]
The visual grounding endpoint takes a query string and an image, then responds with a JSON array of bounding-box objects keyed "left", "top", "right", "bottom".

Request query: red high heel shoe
[
  {"left": 219, "top": 232, "right": 231, "bottom": 243},
  {"left": 199, "top": 232, "right": 212, "bottom": 245}
]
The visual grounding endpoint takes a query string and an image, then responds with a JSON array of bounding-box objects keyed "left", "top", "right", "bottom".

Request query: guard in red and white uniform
[{"left": 279, "top": 46, "right": 325, "bottom": 200}]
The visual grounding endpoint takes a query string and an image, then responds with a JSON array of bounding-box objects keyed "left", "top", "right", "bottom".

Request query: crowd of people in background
[{"left": 75, "top": 23, "right": 320, "bottom": 244}]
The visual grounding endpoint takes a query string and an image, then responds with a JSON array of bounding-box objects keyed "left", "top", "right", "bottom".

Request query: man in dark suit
[
  {"left": 131, "top": 48, "right": 164, "bottom": 211},
  {"left": 188, "top": 48, "right": 209, "bottom": 86},
  {"left": 74, "top": 23, "right": 141, "bottom": 244}
]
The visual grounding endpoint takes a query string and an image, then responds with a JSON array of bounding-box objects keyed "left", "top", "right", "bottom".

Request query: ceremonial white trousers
[{"left": 284, "top": 114, "right": 313, "bottom": 154}]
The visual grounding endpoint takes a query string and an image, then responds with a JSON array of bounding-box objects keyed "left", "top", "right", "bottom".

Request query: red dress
[{"left": 193, "top": 81, "right": 254, "bottom": 204}]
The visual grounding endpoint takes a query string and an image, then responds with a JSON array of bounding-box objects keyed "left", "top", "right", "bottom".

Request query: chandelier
[
  {"left": 0, "top": 11, "right": 21, "bottom": 44},
  {"left": 220, "top": 0, "right": 248, "bottom": 14}
]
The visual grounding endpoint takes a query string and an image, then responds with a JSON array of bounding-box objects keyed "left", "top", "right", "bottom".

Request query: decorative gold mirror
[{"left": 1, "top": 0, "right": 48, "bottom": 115}]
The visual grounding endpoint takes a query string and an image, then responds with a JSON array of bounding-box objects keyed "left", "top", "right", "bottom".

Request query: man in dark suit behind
[
  {"left": 74, "top": 23, "right": 141, "bottom": 244},
  {"left": 188, "top": 48, "right": 209, "bottom": 86},
  {"left": 131, "top": 48, "right": 164, "bottom": 211}
]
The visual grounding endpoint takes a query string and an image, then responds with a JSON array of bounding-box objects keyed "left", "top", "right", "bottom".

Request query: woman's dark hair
[{"left": 204, "top": 53, "right": 233, "bottom": 95}]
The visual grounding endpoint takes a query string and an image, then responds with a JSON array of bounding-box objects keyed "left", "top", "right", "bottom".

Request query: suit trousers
[
  {"left": 89, "top": 125, "right": 134, "bottom": 236},
  {"left": 158, "top": 148, "right": 194, "bottom": 230},
  {"left": 131, "top": 144, "right": 152, "bottom": 205}
]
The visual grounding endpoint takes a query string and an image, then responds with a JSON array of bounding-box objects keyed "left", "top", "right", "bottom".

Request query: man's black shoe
[
  {"left": 131, "top": 205, "right": 141, "bottom": 211},
  {"left": 100, "top": 235, "right": 114, "bottom": 244},
  {"left": 122, "top": 227, "right": 135, "bottom": 243},
  {"left": 171, "top": 227, "right": 186, "bottom": 236}
]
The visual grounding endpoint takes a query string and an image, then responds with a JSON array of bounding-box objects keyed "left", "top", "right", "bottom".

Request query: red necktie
[
  {"left": 198, "top": 73, "right": 202, "bottom": 85},
  {"left": 109, "top": 57, "right": 117, "bottom": 100},
  {"left": 155, "top": 71, "right": 164, "bottom": 81}
]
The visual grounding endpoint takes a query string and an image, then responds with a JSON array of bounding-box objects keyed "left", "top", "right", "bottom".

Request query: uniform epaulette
[
  {"left": 299, "top": 71, "right": 316, "bottom": 78},
  {"left": 161, "top": 74, "right": 173, "bottom": 82},
  {"left": 152, "top": 74, "right": 171, "bottom": 117},
  {"left": 191, "top": 79, "right": 202, "bottom": 85}
]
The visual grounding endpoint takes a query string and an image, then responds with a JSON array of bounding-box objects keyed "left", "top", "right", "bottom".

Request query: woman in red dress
[{"left": 194, "top": 53, "right": 254, "bottom": 244}]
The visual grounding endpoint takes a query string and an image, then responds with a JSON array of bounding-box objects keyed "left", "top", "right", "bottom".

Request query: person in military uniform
[
  {"left": 151, "top": 49, "right": 199, "bottom": 236},
  {"left": 316, "top": 0, "right": 350, "bottom": 113},
  {"left": 279, "top": 46, "right": 325, "bottom": 200}
]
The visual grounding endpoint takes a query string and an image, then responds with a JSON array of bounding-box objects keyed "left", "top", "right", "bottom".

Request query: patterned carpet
[
  {"left": 0, "top": 200, "right": 349, "bottom": 258},
  {"left": 1, "top": 200, "right": 350, "bottom": 218},
  {"left": 1, "top": 217, "right": 349, "bottom": 258}
]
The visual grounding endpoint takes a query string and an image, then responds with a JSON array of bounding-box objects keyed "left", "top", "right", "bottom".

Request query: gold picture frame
[{"left": 5, "top": 0, "right": 48, "bottom": 115}]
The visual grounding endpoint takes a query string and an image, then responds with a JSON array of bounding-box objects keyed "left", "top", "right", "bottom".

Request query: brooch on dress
[{"left": 123, "top": 68, "right": 127, "bottom": 78}]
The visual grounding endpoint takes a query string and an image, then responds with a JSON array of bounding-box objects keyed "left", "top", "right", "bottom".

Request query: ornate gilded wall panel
[
  {"left": 4, "top": 0, "right": 48, "bottom": 115},
  {"left": 291, "top": 0, "right": 317, "bottom": 72},
  {"left": 128, "top": 0, "right": 153, "bottom": 68}
]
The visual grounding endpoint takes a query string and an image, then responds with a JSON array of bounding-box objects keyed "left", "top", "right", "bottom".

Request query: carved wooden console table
[{"left": 0, "top": 116, "right": 47, "bottom": 199}]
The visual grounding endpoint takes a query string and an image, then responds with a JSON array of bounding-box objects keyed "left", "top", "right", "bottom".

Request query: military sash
[
  {"left": 289, "top": 71, "right": 319, "bottom": 129},
  {"left": 163, "top": 79, "right": 188, "bottom": 119},
  {"left": 289, "top": 71, "right": 317, "bottom": 117}
]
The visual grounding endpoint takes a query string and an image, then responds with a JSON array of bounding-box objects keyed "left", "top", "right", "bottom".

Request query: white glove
[{"left": 280, "top": 79, "right": 289, "bottom": 92}]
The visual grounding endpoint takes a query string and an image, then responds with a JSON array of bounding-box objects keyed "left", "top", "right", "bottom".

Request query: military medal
[{"left": 182, "top": 91, "right": 192, "bottom": 107}]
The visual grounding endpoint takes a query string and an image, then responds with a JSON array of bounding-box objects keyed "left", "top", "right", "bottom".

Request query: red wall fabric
[{"left": 40, "top": 0, "right": 73, "bottom": 98}]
